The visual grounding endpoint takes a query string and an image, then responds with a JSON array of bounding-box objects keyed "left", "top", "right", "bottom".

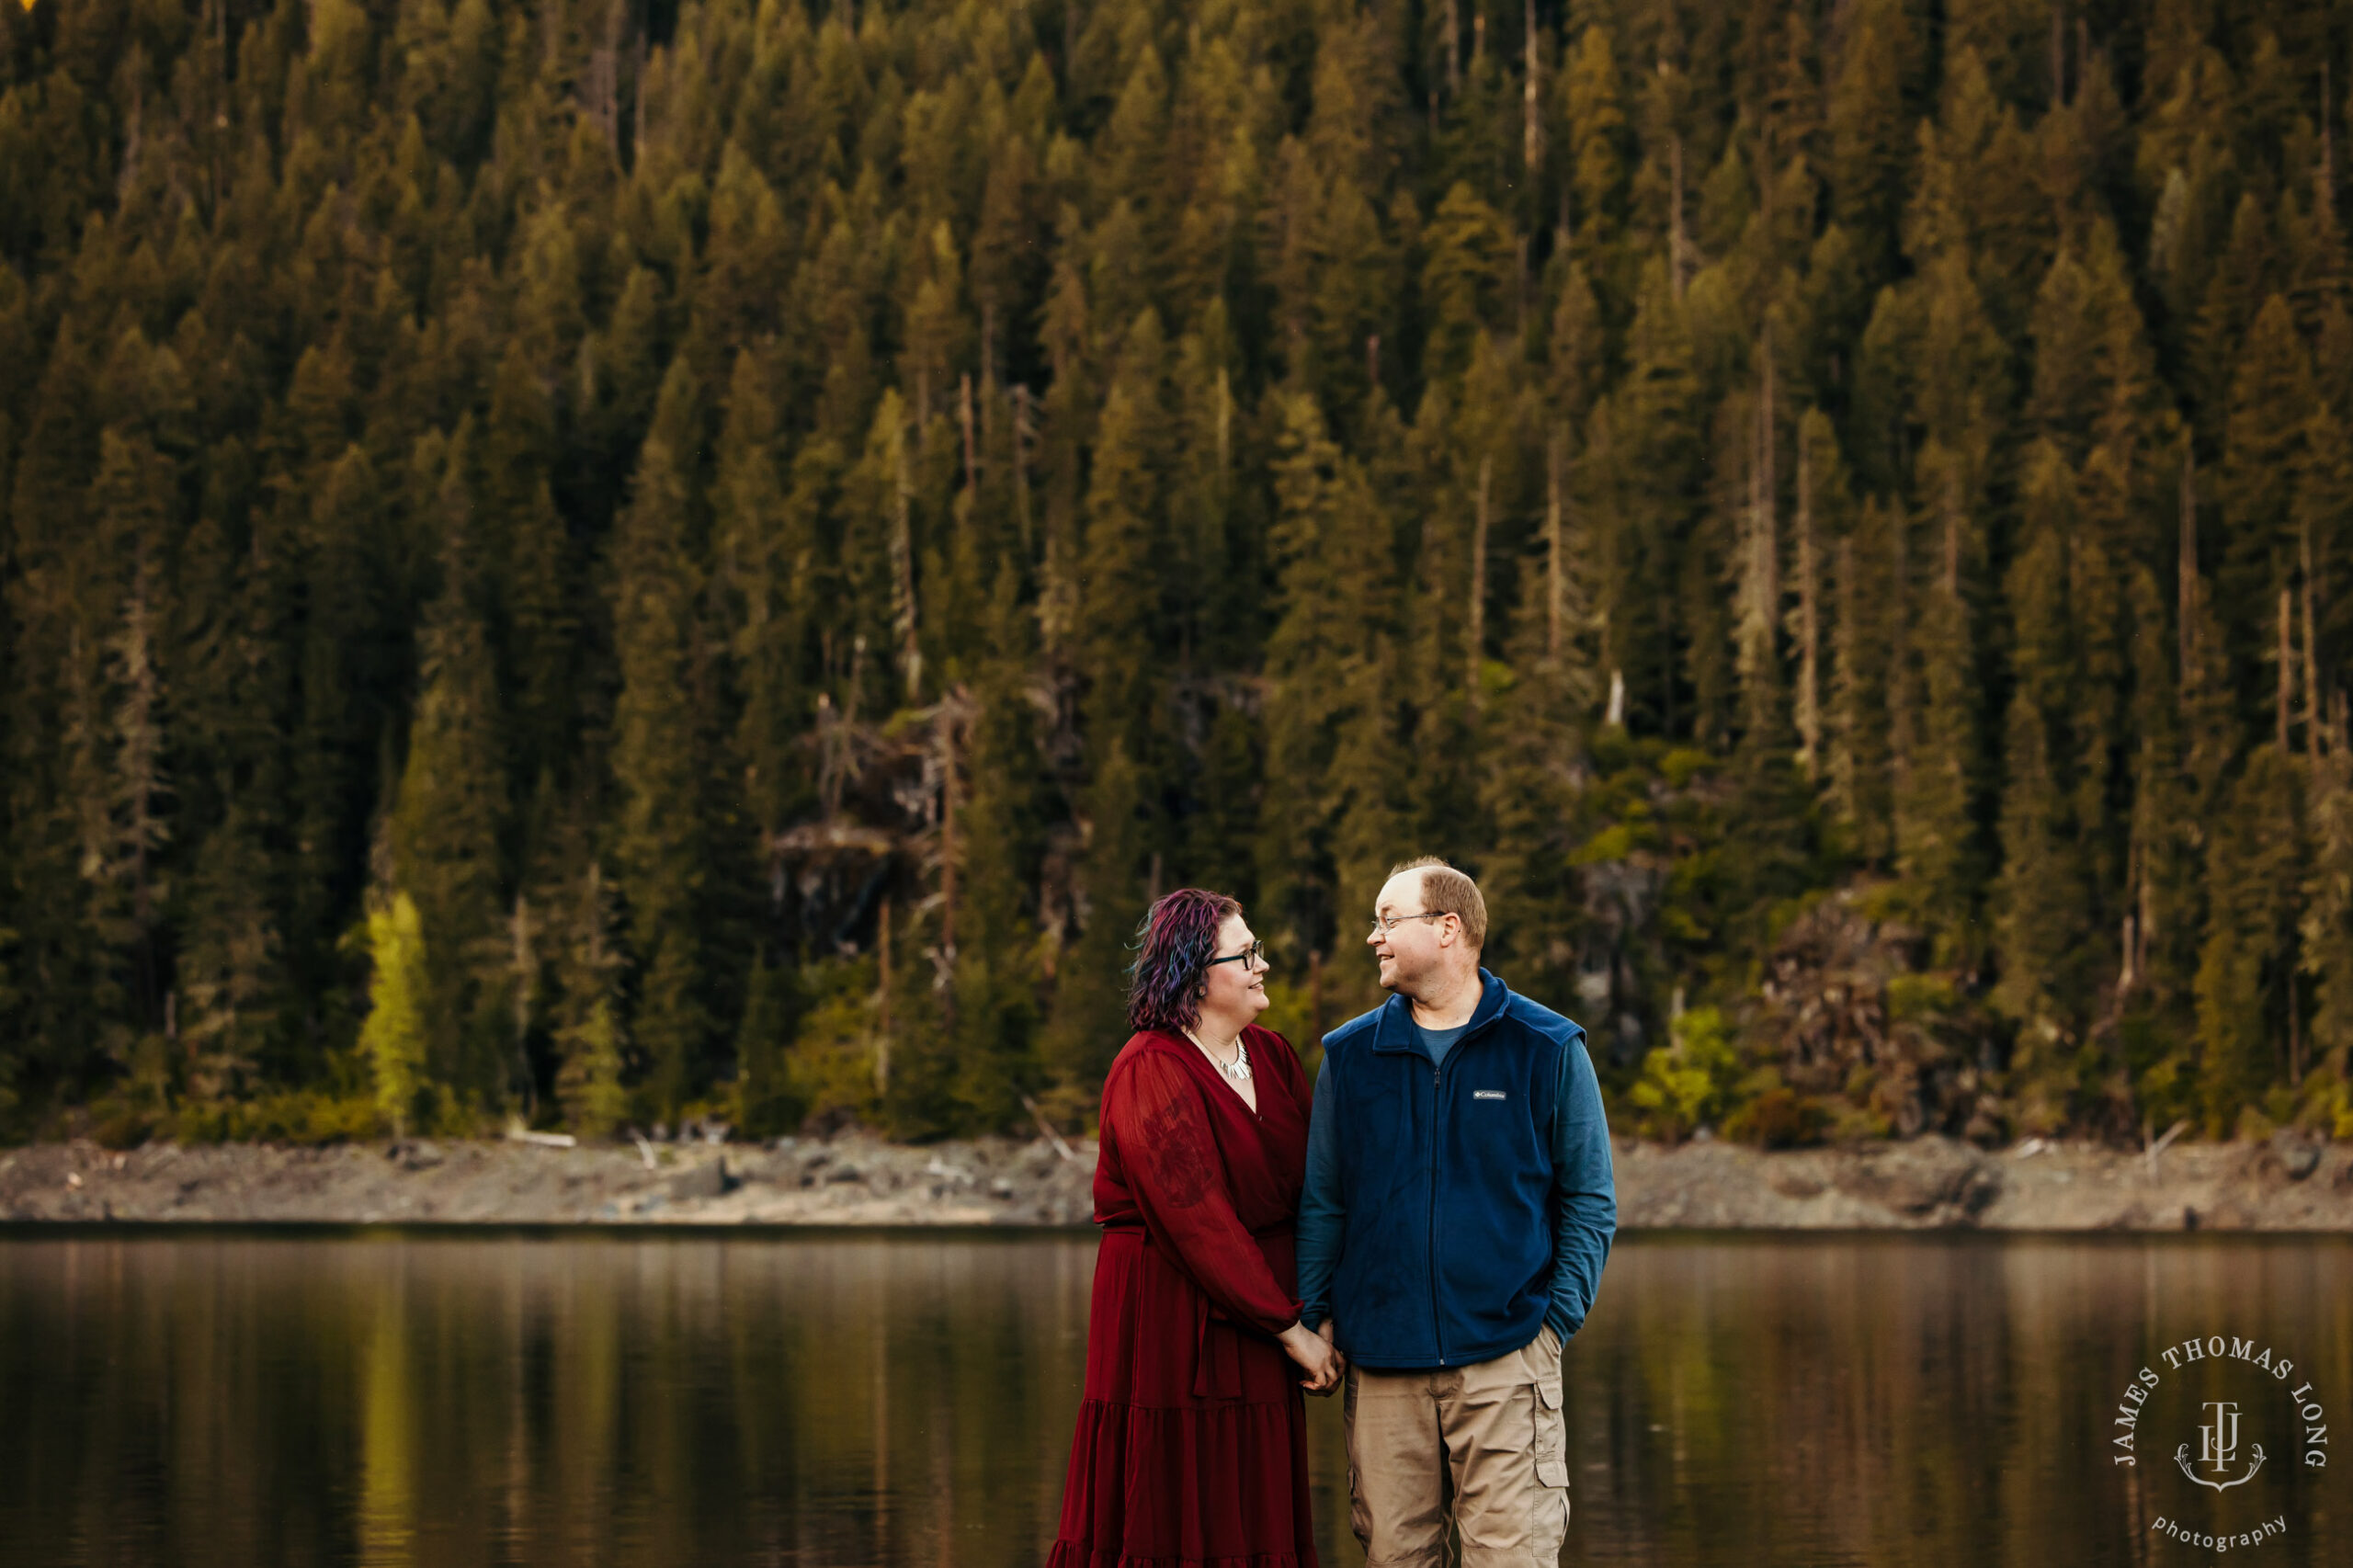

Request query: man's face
[{"left": 1367, "top": 870, "right": 1449, "bottom": 995}]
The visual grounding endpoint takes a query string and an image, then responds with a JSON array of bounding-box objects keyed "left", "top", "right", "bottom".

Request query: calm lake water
[{"left": 1, "top": 1228, "right": 2347, "bottom": 1566}]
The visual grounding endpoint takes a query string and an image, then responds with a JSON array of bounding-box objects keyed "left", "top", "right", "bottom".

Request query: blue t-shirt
[{"left": 1411, "top": 1017, "right": 1470, "bottom": 1069}]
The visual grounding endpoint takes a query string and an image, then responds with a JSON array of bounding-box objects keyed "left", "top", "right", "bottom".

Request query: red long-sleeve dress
[{"left": 1045, "top": 1025, "right": 1320, "bottom": 1568}]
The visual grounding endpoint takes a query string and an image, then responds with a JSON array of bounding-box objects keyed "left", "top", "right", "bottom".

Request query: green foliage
[
  {"left": 1628, "top": 1006, "right": 1742, "bottom": 1142},
  {"left": 358, "top": 893, "right": 432, "bottom": 1137},
  {"left": 1722, "top": 1072, "right": 1833, "bottom": 1151},
  {"left": 787, "top": 957, "right": 884, "bottom": 1131},
  {"left": 173, "top": 1089, "right": 384, "bottom": 1146},
  {"left": 1, "top": 0, "right": 2349, "bottom": 1150},
  {"left": 550, "top": 863, "right": 630, "bottom": 1139},
  {"left": 733, "top": 957, "right": 803, "bottom": 1141}
]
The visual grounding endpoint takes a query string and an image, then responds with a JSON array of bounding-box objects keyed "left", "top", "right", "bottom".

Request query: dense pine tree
[{"left": 0, "top": 0, "right": 2349, "bottom": 1149}]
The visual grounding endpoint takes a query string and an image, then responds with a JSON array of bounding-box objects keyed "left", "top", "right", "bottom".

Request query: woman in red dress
[{"left": 1047, "top": 889, "right": 1341, "bottom": 1568}]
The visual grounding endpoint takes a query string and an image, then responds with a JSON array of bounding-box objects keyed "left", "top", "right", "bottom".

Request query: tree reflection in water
[{"left": 0, "top": 1230, "right": 2346, "bottom": 1567}]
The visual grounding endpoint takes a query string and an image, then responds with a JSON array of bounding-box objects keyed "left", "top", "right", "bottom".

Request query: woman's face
[{"left": 1199, "top": 913, "right": 1271, "bottom": 1027}]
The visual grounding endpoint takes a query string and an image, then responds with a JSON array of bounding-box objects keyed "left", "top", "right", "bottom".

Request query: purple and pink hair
[{"left": 1127, "top": 888, "right": 1244, "bottom": 1035}]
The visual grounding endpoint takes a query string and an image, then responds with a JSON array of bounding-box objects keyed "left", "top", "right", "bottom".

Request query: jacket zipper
[{"left": 1428, "top": 1061, "right": 1445, "bottom": 1366}]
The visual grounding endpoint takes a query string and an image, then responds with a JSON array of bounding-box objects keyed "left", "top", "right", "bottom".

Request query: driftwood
[{"left": 1021, "top": 1095, "right": 1079, "bottom": 1165}]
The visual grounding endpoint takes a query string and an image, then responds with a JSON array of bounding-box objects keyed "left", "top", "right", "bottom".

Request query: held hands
[{"left": 1279, "top": 1320, "right": 1345, "bottom": 1395}]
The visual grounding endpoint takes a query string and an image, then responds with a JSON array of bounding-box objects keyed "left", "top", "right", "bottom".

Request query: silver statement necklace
[{"left": 1189, "top": 1028, "right": 1252, "bottom": 1084}]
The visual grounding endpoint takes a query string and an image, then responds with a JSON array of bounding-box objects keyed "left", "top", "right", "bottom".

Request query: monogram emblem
[{"left": 2175, "top": 1400, "right": 2266, "bottom": 1491}]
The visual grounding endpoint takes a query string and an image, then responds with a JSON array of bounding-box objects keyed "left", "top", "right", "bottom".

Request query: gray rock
[
  {"left": 1833, "top": 1136, "right": 2000, "bottom": 1220},
  {"left": 1951, "top": 1161, "right": 2004, "bottom": 1218},
  {"left": 668, "top": 1159, "right": 737, "bottom": 1201},
  {"left": 2269, "top": 1131, "right": 2323, "bottom": 1182}
]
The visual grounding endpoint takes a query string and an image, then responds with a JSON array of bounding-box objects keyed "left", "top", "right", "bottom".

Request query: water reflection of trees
[
  {"left": 0, "top": 1234, "right": 2346, "bottom": 1568},
  {"left": 1568, "top": 1237, "right": 2352, "bottom": 1568}
]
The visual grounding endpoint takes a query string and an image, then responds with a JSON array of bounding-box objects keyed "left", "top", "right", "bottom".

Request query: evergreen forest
[{"left": 3, "top": 0, "right": 2351, "bottom": 1150}]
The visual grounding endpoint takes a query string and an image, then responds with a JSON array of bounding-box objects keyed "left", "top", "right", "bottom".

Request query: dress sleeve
[{"left": 1106, "top": 1047, "right": 1303, "bottom": 1338}]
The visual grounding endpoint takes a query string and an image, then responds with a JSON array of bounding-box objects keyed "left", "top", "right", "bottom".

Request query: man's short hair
[{"left": 1388, "top": 856, "right": 1486, "bottom": 950}]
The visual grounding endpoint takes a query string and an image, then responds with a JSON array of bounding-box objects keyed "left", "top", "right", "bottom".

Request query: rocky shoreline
[{"left": 4, "top": 1130, "right": 2351, "bottom": 1231}]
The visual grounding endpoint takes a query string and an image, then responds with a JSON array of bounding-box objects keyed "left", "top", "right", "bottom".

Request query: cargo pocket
[{"left": 1530, "top": 1375, "right": 1571, "bottom": 1564}]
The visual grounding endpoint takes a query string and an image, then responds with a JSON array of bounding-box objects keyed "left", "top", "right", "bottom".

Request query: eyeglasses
[
  {"left": 1369, "top": 911, "right": 1449, "bottom": 937},
  {"left": 1205, "top": 939, "right": 1268, "bottom": 970}
]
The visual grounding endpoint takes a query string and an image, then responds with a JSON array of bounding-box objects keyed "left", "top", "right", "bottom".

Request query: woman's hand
[{"left": 1279, "top": 1321, "right": 1344, "bottom": 1394}]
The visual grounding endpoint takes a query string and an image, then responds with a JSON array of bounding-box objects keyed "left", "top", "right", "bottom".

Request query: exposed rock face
[
  {"left": 2268, "top": 1130, "right": 2325, "bottom": 1182},
  {"left": 2, "top": 1132, "right": 2347, "bottom": 1230},
  {"left": 0, "top": 1135, "right": 1095, "bottom": 1225},
  {"left": 667, "top": 1159, "right": 738, "bottom": 1201},
  {"left": 1827, "top": 1137, "right": 2003, "bottom": 1220},
  {"left": 1747, "top": 892, "right": 2006, "bottom": 1142},
  {"left": 1612, "top": 1135, "right": 2353, "bottom": 1230}
]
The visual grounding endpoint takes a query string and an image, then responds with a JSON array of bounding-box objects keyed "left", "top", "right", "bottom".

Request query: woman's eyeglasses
[
  {"left": 1368, "top": 911, "right": 1449, "bottom": 937},
  {"left": 1204, "top": 940, "right": 1268, "bottom": 970}
]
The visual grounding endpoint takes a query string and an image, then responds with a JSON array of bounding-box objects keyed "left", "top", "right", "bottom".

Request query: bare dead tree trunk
[
  {"left": 1736, "top": 359, "right": 1779, "bottom": 723},
  {"left": 1215, "top": 367, "right": 1232, "bottom": 472},
  {"left": 1444, "top": 0, "right": 1461, "bottom": 97},
  {"left": 2179, "top": 441, "right": 2197, "bottom": 688},
  {"left": 892, "top": 428, "right": 922, "bottom": 702},
  {"left": 2290, "top": 970, "right": 2304, "bottom": 1085},
  {"left": 1013, "top": 383, "right": 1035, "bottom": 554},
  {"left": 1794, "top": 424, "right": 1821, "bottom": 779},
  {"left": 1516, "top": 234, "right": 1530, "bottom": 335},
  {"left": 512, "top": 893, "right": 537, "bottom": 1118},
  {"left": 876, "top": 897, "right": 893, "bottom": 1091},
  {"left": 2117, "top": 841, "right": 2139, "bottom": 999},
  {"left": 939, "top": 699, "right": 961, "bottom": 961},
  {"left": 1669, "top": 134, "right": 1688, "bottom": 301},
  {"left": 1941, "top": 468, "right": 1961, "bottom": 597},
  {"left": 1469, "top": 457, "right": 1492, "bottom": 702},
  {"left": 1524, "top": 0, "right": 1543, "bottom": 175},
  {"left": 1889, "top": 495, "right": 1912, "bottom": 777},
  {"left": 1547, "top": 427, "right": 1566, "bottom": 659},
  {"left": 2303, "top": 516, "right": 2326, "bottom": 755},
  {"left": 1758, "top": 327, "right": 1779, "bottom": 614},
  {"left": 2324, "top": 63, "right": 2337, "bottom": 223},
  {"left": 2049, "top": 2, "right": 2066, "bottom": 108},
  {"left": 959, "top": 373, "right": 978, "bottom": 499},
  {"left": 2279, "top": 583, "right": 2296, "bottom": 755}
]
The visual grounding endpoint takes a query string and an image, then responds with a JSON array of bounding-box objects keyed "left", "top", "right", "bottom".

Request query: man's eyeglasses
[
  {"left": 1205, "top": 940, "right": 1268, "bottom": 970},
  {"left": 1369, "top": 911, "right": 1449, "bottom": 937}
]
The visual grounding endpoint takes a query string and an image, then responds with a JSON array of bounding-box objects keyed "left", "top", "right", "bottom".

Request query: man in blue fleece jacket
[{"left": 1297, "top": 857, "right": 1616, "bottom": 1568}]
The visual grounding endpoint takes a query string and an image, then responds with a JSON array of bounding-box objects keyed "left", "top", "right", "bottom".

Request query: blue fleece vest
[{"left": 1324, "top": 973, "right": 1566, "bottom": 1369}]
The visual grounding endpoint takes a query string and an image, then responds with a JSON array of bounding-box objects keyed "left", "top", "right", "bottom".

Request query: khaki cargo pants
[{"left": 1343, "top": 1324, "right": 1570, "bottom": 1568}]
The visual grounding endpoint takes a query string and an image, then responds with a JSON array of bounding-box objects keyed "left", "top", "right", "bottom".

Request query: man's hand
[
  {"left": 1307, "top": 1320, "right": 1345, "bottom": 1396},
  {"left": 1280, "top": 1321, "right": 1344, "bottom": 1394}
]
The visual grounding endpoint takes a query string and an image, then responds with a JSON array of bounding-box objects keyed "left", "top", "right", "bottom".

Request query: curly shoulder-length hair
[{"left": 1126, "top": 888, "right": 1244, "bottom": 1035}]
